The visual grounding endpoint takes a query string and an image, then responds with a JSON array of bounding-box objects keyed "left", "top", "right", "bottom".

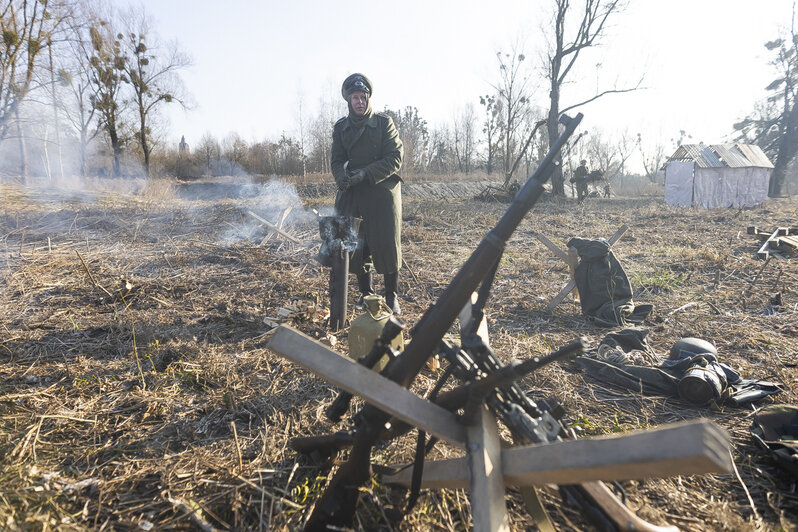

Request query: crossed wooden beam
[
  {"left": 268, "top": 325, "right": 731, "bottom": 532},
  {"left": 248, "top": 209, "right": 299, "bottom": 245},
  {"left": 749, "top": 226, "right": 798, "bottom": 259},
  {"left": 533, "top": 224, "right": 629, "bottom": 312}
]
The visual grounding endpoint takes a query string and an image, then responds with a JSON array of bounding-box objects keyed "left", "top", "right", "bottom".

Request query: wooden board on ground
[
  {"left": 267, "top": 325, "right": 467, "bottom": 447},
  {"left": 748, "top": 226, "right": 798, "bottom": 241},
  {"left": 382, "top": 419, "right": 730, "bottom": 489}
]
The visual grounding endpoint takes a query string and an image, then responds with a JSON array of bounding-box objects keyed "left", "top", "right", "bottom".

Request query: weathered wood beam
[
  {"left": 467, "top": 407, "right": 510, "bottom": 532},
  {"left": 267, "top": 325, "right": 467, "bottom": 447},
  {"left": 383, "top": 420, "right": 730, "bottom": 489},
  {"left": 531, "top": 231, "right": 570, "bottom": 262},
  {"left": 248, "top": 210, "right": 300, "bottom": 244},
  {"left": 259, "top": 206, "right": 293, "bottom": 246}
]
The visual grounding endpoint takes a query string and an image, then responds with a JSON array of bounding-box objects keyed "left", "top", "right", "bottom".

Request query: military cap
[{"left": 341, "top": 73, "right": 372, "bottom": 100}]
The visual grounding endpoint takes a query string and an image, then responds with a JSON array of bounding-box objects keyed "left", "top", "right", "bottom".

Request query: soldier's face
[{"left": 349, "top": 91, "right": 368, "bottom": 116}]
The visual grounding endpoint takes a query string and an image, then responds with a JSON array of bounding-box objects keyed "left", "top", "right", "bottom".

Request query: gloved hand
[
  {"left": 347, "top": 169, "right": 366, "bottom": 187},
  {"left": 336, "top": 175, "right": 349, "bottom": 191}
]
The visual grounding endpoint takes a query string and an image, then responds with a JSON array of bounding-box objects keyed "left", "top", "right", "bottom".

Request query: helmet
[{"left": 668, "top": 337, "right": 717, "bottom": 361}]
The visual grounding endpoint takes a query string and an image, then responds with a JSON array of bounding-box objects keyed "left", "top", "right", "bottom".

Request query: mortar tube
[{"left": 329, "top": 240, "right": 348, "bottom": 331}]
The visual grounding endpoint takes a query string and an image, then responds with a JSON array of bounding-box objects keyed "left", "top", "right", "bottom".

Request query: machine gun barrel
[
  {"left": 303, "top": 113, "right": 583, "bottom": 531},
  {"left": 439, "top": 337, "right": 586, "bottom": 414}
]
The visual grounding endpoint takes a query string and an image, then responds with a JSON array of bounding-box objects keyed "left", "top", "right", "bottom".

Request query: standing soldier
[
  {"left": 331, "top": 73, "right": 405, "bottom": 315},
  {"left": 571, "top": 159, "right": 589, "bottom": 203}
]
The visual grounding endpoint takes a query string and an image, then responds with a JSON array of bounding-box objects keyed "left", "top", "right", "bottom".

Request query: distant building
[
  {"left": 664, "top": 144, "right": 773, "bottom": 208},
  {"left": 179, "top": 135, "right": 190, "bottom": 154}
]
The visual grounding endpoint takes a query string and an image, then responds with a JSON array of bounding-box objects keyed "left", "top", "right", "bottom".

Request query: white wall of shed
[
  {"left": 664, "top": 161, "right": 695, "bottom": 206},
  {"left": 694, "top": 167, "right": 769, "bottom": 208}
]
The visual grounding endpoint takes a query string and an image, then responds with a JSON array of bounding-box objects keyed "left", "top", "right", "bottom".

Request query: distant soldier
[
  {"left": 331, "top": 73, "right": 405, "bottom": 315},
  {"left": 571, "top": 159, "right": 589, "bottom": 203}
]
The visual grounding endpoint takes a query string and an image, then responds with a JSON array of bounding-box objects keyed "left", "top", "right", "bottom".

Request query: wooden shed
[{"left": 664, "top": 144, "right": 774, "bottom": 208}]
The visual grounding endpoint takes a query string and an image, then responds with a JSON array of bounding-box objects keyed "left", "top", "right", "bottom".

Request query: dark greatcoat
[
  {"left": 573, "top": 164, "right": 589, "bottom": 201},
  {"left": 331, "top": 111, "right": 403, "bottom": 275}
]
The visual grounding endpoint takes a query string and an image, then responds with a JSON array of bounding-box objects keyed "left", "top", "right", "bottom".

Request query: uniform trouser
[{"left": 577, "top": 183, "right": 588, "bottom": 201}]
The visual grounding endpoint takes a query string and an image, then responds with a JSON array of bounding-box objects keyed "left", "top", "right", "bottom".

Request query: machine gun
[{"left": 268, "top": 112, "right": 729, "bottom": 530}]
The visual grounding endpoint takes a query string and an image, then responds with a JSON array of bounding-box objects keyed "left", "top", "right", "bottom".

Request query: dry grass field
[{"left": 1, "top": 177, "right": 796, "bottom": 531}]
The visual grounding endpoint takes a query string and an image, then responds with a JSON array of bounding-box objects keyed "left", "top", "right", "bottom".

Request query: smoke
[{"left": 217, "top": 176, "right": 324, "bottom": 247}]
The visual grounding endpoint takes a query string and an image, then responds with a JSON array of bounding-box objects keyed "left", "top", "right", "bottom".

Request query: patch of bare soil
[{"left": 1, "top": 180, "right": 796, "bottom": 531}]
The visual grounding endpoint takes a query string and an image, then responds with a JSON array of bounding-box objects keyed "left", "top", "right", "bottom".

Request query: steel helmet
[{"left": 669, "top": 337, "right": 717, "bottom": 361}]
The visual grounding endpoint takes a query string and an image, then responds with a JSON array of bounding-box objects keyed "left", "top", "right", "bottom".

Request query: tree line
[
  {"left": 0, "top": 0, "right": 188, "bottom": 181},
  {"left": 1, "top": 0, "right": 794, "bottom": 197}
]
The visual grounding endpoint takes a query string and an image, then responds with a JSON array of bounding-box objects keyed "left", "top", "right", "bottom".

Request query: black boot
[
  {"left": 384, "top": 272, "right": 401, "bottom": 316},
  {"left": 355, "top": 272, "right": 375, "bottom": 309}
]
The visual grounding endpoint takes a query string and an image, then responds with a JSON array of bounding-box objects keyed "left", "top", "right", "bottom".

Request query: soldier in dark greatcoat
[
  {"left": 571, "top": 159, "right": 589, "bottom": 203},
  {"left": 331, "top": 73, "right": 404, "bottom": 314}
]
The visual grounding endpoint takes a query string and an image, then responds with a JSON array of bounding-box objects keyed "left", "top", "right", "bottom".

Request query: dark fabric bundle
[{"left": 567, "top": 238, "right": 653, "bottom": 327}]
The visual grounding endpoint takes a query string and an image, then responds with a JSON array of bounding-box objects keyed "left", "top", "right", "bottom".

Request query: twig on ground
[{"left": 75, "top": 250, "right": 114, "bottom": 299}]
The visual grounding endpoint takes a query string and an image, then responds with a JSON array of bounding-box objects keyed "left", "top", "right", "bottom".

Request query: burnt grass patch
[{"left": 1, "top": 181, "right": 797, "bottom": 531}]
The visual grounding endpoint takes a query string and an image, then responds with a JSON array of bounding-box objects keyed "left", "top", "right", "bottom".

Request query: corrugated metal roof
[
  {"left": 666, "top": 144, "right": 774, "bottom": 169},
  {"left": 736, "top": 144, "right": 775, "bottom": 168}
]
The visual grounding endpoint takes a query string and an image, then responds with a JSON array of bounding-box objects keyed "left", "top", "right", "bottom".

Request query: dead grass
[{"left": 1, "top": 180, "right": 796, "bottom": 531}]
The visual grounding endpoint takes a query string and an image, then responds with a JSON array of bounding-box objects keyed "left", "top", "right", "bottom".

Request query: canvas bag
[{"left": 567, "top": 238, "right": 653, "bottom": 327}]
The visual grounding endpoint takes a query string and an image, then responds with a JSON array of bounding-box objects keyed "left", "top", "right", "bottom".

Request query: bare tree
[
  {"left": 221, "top": 132, "right": 247, "bottom": 175},
  {"left": 194, "top": 131, "right": 219, "bottom": 176},
  {"left": 426, "top": 126, "right": 451, "bottom": 174},
  {"left": 308, "top": 91, "right": 337, "bottom": 174},
  {"left": 543, "top": 0, "right": 639, "bottom": 195},
  {"left": 385, "top": 106, "right": 428, "bottom": 175},
  {"left": 57, "top": 6, "right": 103, "bottom": 177},
  {"left": 295, "top": 92, "right": 307, "bottom": 177},
  {"left": 636, "top": 132, "right": 665, "bottom": 183},
  {"left": 1, "top": 0, "right": 72, "bottom": 181},
  {"left": 85, "top": 12, "right": 127, "bottom": 177},
  {"left": 587, "top": 128, "right": 634, "bottom": 190},
  {"left": 451, "top": 103, "right": 477, "bottom": 173},
  {"left": 491, "top": 50, "right": 544, "bottom": 186},
  {"left": 479, "top": 93, "right": 501, "bottom": 174},
  {"left": 120, "top": 6, "right": 190, "bottom": 177},
  {"left": 734, "top": 7, "right": 797, "bottom": 196}
]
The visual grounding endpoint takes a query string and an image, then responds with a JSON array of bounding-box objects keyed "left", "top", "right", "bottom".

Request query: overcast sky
[{"left": 137, "top": 0, "right": 794, "bottom": 155}]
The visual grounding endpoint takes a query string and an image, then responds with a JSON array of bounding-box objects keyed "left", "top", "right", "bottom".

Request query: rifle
[{"left": 300, "top": 112, "right": 584, "bottom": 531}]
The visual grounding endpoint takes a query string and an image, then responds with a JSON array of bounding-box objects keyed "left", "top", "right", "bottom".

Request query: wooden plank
[
  {"left": 758, "top": 228, "right": 785, "bottom": 259},
  {"left": 607, "top": 223, "right": 629, "bottom": 245},
  {"left": 531, "top": 231, "right": 569, "bottom": 262},
  {"left": 248, "top": 210, "right": 300, "bottom": 244},
  {"left": 775, "top": 235, "right": 798, "bottom": 252},
  {"left": 747, "top": 226, "right": 773, "bottom": 241},
  {"left": 259, "top": 207, "right": 293, "bottom": 246},
  {"left": 467, "top": 407, "right": 510, "bottom": 532},
  {"left": 267, "top": 325, "right": 467, "bottom": 448},
  {"left": 382, "top": 420, "right": 730, "bottom": 489},
  {"left": 567, "top": 246, "right": 580, "bottom": 303},
  {"left": 545, "top": 279, "right": 577, "bottom": 312}
]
